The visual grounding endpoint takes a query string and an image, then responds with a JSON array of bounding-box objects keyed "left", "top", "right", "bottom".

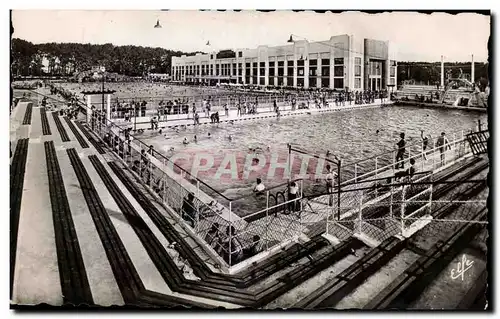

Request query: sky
[{"left": 11, "top": 10, "right": 490, "bottom": 62}]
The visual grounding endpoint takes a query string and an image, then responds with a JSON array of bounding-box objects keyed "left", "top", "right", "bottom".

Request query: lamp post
[
  {"left": 134, "top": 103, "right": 137, "bottom": 132},
  {"left": 100, "top": 66, "right": 106, "bottom": 118}
]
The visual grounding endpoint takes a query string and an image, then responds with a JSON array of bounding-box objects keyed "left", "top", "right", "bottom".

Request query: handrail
[
  {"left": 342, "top": 135, "right": 467, "bottom": 185},
  {"left": 342, "top": 126, "right": 476, "bottom": 168}
]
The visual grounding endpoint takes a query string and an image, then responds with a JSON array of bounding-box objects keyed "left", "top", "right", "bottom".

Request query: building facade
[{"left": 171, "top": 34, "right": 397, "bottom": 91}]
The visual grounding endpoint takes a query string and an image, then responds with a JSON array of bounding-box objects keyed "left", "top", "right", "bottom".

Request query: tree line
[{"left": 11, "top": 38, "right": 199, "bottom": 78}]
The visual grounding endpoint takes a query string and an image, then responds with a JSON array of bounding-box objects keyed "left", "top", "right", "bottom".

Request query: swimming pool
[{"left": 140, "top": 105, "right": 487, "bottom": 216}]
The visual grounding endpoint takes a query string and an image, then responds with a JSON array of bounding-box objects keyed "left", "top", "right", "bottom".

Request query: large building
[{"left": 171, "top": 34, "right": 397, "bottom": 91}]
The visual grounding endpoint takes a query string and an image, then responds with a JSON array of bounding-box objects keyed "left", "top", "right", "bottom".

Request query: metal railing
[
  {"left": 325, "top": 176, "right": 487, "bottom": 245},
  {"left": 338, "top": 125, "right": 484, "bottom": 186}
]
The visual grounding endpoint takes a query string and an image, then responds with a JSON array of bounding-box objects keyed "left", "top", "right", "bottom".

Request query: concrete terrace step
[
  {"left": 55, "top": 147, "right": 124, "bottom": 306},
  {"left": 44, "top": 142, "right": 94, "bottom": 305},
  {"left": 12, "top": 142, "right": 63, "bottom": 305},
  {"left": 10, "top": 138, "right": 30, "bottom": 297}
]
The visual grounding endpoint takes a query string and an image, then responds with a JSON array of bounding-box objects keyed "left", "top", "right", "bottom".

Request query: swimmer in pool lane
[
  {"left": 253, "top": 178, "right": 266, "bottom": 195},
  {"left": 183, "top": 137, "right": 189, "bottom": 145},
  {"left": 376, "top": 129, "right": 380, "bottom": 135},
  {"left": 208, "top": 133, "right": 211, "bottom": 138},
  {"left": 194, "top": 135, "right": 197, "bottom": 143},
  {"left": 228, "top": 135, "right": 232, "bottom": 141}
]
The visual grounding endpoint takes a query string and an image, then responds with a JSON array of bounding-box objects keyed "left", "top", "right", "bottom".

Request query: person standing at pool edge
[
  {"left": 395, "top": 133, "right": 406, "bottom": 169},
  {"left": 436, "top": 132, "right": 451, "bottom": 166},
  {"left": 420, "top": 130, "right": 432, "bottom": 160},
  {"left": 325, "top": 165, "right": 335, "bottom": 206}
]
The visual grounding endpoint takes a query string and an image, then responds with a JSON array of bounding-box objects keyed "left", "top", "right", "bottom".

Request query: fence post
[
  {"left": 196, "top": 180, "right": 200, "bottom": 232},
  {"left": 354, "top": 164, "right": 358, "bottom": 183},
  {"left": 389, "top": 177, "right": 394, "bottom": 218},
  {"left": 337, "top": 159, "right": 342, "bottom": 220},
  {"left": 375, "top": 157, "right": 378, "bottom": 198},
  {"left": 453, "top": 133, "right": 457, "bottom": 160},
  {"left": 149, "top": 160, "right": 153, "bottom": 190},
  {"left": 138, "top": 142, "right": 143, "bottom": 178},
  {"left": 300, "top": 179, "right": 303, "bottom": 212},
  {"left": 228, "top": 201, "right": 232, "bottom": 267},
  {"left": 428, "top": 169, "right": 434, "bottom": 215},
  {"left": 432, "top": 144, "right": 435, "bottom": 171},
  {"left": 162, "top": 158, "right": 166, "bottom": 203},
  {"left": 393, "top": 150, "right": 396, "bottom": 170},
  {"left": 400, "top": 184, "right": 406, "bottom": 237},
  {"left": 357, "top": 193, "right": 363, "bottom": 234}
]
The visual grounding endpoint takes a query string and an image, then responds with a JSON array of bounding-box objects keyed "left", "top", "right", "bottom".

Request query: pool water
[{"left": 141, "top": 105, "right": 487, "bottom": 216}]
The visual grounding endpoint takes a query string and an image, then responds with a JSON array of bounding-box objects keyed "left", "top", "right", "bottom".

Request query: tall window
[
  {"left": 287, "top": 60, "right": 294, "bottom": 76},
  {"left": 252, "top": 62, "right": 258, "bottom": 83},
  {"left": 355, "top": 78, "right": 361, "bottom": 89},
  {"left": 334, "top": 65, "right": 344, "bottom": 77},
  {"left": 309, "top": 59, "right": 317, "bottom": 76},
  {"left": 259, "top": 62, "right": 266, "bottom": 76},
  {"left": 334, "top": 78, "right": 344, "bottom": 89},
  {"left": 321, "top": 78, "right": 330, "bottom": 88},
  {"left": 333, "top": 57, "right": 345, "bottom": 89},
  {"left": 321, "top": 59, "right": 330, "bottom": 77},
  {"left": 297, "top": 59, "right": 305, "bottom": 77}
]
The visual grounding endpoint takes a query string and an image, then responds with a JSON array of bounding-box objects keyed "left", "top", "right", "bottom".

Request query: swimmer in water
[
  {"left": 208, "top": 133, "right": 211, "bottom": 138},
  {"left": 175, "top": 128, "right": 180, "bottom": 133},
  {"left": 228, "top": 135, "right": 232, "bottom": 141},
  {"left": 376, "top": 129, "right": 380, "bottom": 135},
  {"left": 183, "top": 137, "right": 189, "bottom": 145},
  {"left": 326, "top": 150, "right": 331, "bottom": 157},
  {"left": 229, "top": 120, "right": 234, "bottom": 125}
]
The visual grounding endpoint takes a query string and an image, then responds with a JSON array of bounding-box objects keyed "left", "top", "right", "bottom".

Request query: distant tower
[
  {"left": 440, "top": 55, "right": 444, "bottom": 88},
  {"left": 471, "top": 54, "right": 475, "bottom": 83}
]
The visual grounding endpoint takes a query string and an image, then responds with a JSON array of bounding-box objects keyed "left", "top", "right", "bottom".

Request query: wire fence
[{"left": 325, "top": 177, "right": 487, "bottom": 245}]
